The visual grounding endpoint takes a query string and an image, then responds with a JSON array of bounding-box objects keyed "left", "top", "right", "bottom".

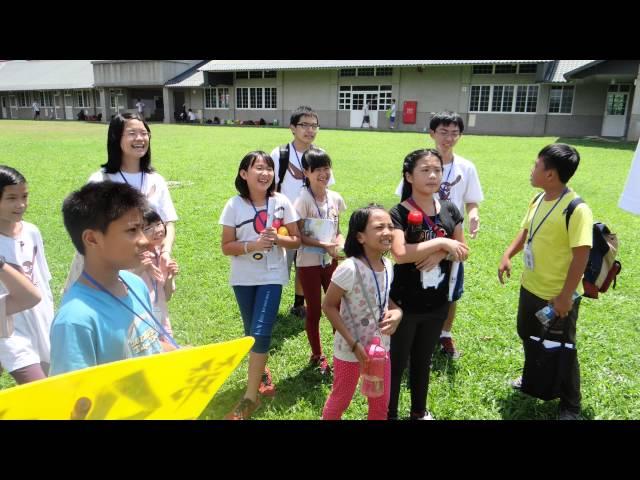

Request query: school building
[{"left": 1, "top": 60, "right": 639, "bottom": 141}]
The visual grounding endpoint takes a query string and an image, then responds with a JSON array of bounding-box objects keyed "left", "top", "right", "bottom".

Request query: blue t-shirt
[{"left": 49, "top": 270, "right": 164, "bottom": 375}]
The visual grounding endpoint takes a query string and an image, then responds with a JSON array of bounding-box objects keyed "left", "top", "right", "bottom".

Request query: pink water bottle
[{"left": 360, "top": 337, "right": 386, "bottom": 398}]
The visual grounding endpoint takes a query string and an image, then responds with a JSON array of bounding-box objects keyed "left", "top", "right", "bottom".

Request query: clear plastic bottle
[{"left": 360, "top": 337, "right": 386, "bottom": 398}]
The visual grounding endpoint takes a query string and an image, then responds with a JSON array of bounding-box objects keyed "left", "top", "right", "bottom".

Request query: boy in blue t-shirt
[{"left": 50, "top": 181, "right": 175, "bottom": 376}]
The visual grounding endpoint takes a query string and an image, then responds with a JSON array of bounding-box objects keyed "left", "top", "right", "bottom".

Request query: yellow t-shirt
[{"left": 520, "top": 189, "right": 593, "bottom": 300}]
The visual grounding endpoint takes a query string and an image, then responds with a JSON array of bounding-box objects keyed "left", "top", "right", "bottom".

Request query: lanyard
[
  {"left": 81, "top": 271, "right": 179, "bottom": 349},
  {"left": 151, "top": 252, "right": 159, "bottom": 304},
  {"left": 407, "top": 197, "right": 446, "bottom": 238},
  {"left": 438, "top": 158, "right": 455, "bottom": 198},
  {"left": 527, "top": 188, "right": 569, "bottom": 244},
  {"left": 291, "top": 143, "right": 304, "bottom": 170},
  {"left": 250, "top": 196, "right": 270, "bottom": 231},
  {"left": 308, "top": 187, "right": 330, "bottom": 219},
  {"left": 119, "top": 170, "right": 145, "bottom": 192},
  {"left": 362, "top": 256, "right": 388, "bottom": 322}
]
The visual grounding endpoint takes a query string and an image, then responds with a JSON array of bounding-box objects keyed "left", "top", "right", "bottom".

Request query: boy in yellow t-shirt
[{"left": 498, "top": 144, "right": 592, "bottom": 420}]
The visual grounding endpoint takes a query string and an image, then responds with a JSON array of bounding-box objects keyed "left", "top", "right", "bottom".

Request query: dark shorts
[
  {"left": 451, "top": 262, "right": 464, "bottom": 302},
  {"left": 363, "top": 115, "right": 370, "bottom": 122}
]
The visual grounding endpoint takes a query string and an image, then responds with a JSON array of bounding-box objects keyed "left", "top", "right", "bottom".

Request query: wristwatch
[{"left": 0, "top": 255, "right": 5, "bottom": 269}]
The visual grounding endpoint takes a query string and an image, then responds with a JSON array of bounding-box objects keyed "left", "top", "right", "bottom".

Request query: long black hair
[
  {"left": 102, "top": 112, "right": 154, "bottom": 174},
  {"left": 343, "top": 203, "right": 387, "bottom": 258},
  {"left": 400, "top": 148, "right": 443, "bottom": 201}
]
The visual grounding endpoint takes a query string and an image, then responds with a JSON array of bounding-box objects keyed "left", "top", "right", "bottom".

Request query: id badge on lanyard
[{"left": 523, "top": 241, "right": 535, "bottom": 270}]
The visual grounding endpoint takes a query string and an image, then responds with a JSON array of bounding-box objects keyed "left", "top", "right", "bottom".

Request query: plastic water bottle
[
  {"left": 405, "top": 210, "right": 424, "bottom": 244},
  {"left": 360, "top": 337, "right": 386, "bottom": 398}
]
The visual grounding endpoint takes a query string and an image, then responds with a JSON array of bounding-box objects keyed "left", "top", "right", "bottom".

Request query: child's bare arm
[
  {"left": 466, "top": 202, "right": 480, "bottom": 239},
  {"left": 498, "top": 229, "right": 528, "bottom": 284},
  {"left": 1, "top": 262, "right": 41, "bottom": 315},
  {"left": 551, "top": 246, "right": 590, "bottom": 317}
]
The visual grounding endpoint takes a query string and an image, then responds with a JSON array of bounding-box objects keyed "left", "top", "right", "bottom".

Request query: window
[
  {"left": 237, "top": 70, "right": 277, "bottom": 79},
  {"left": 110, "top": 95, "right": 117, "bottom": 109},
  {"left": 337, "top": 85, "right": 392, "bottom": 110},
  {"left": 339, "top": 86, "right": 351, "bottom": 109},
  {"left": 94, "top": 90, "right": 101, "bottom": 108},
  {"left": 515, "top": 85, "right": 538, "bottom": 112},
  {"left": 491, "top": 85, "right": 514, "bottom": 112},
  {"left": 472, "top": 65, "right": 493, "bottom": 74},
  {"left": 236, "top": 87, "right": 248, "bottom": 109},
  {"left": 264, "top": 87, "right": 277, "bottom": 109},
  {"left": 340, "top": 67, "right": 393, "bottom": 77},
  {"left": 77, "top": 91, "right": 91, "bottom": 108},
  {"left": 38, "top": 91, "right": 53, "bottom": 107},
  {"left": 469, "top": 85, "right": 490, "bottom": 112},
  {"left": 548, "top": 86, "right": 574, "bottom": 114},
  {"left": 235, "top": 87, "right": 276, "bottom": 109},
  {"left": 518, "top": 63, "right": 537, "bottom": 74},
  {"left": 17, "top": 92, "right": 29, "bottom": 107},
  {"left": 495, "top": 64, "right": 517, "bottom": 74},
  {"left": 205, "top": 87, "right": 230, "bottom": 109}
]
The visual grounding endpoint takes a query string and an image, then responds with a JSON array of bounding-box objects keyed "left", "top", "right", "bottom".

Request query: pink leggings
[{"left": 322, "top": 356, "right": 390, "bottom": 420}]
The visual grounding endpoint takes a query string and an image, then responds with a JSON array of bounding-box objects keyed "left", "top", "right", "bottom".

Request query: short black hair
[
  {"left": 62, "top": 181, "right": 148, "bottom": 255},
  {"left": 538, "top": 143, "right": 580, "bottom": 184},
  {"left": 429, "top": 111, "right": 465, "bottom": 133},
  {"left": 343, "top": 203, "right": 387, "bottom": 258},
  {"left": 0, "top": 165, "right": 27, "bottom": 199},
  {"left": 290, "top": 106, "right": 319, "bottom": 126},
  {"left": 301, "top": 147, "right": 332, "bottom": 186},
  {"left": 142, "top": 207, "right": 166, "bottom": 236},
  {"left": 102, "top": 112, "right": 154, "bottom": 174},
  {"left": 234, "top": 151, "right": 276, "bottom": 199},
  {"left": 400, "top": 149, "right": 443, "bottom": 201}
]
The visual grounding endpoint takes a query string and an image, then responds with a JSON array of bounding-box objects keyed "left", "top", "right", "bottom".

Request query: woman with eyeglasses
[{"left": 63, "top": 113, "right": 178, "bottom": 292}]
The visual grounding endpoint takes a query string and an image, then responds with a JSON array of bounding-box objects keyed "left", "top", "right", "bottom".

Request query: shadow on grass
[
  {"left": 198, "top": 384, "right": 246, "bottom": 420},
  {"left": 268, "top": 312, "right": 306, "bottom": 353},
  {"left": 431, "top": 350, "right": 459, "bottom": 385},
  {"left": 555, "top": 137, "right": 637, "bottom": 152},
  {"left": 497, "top": 390, "right": 596, "bottom": 420}
]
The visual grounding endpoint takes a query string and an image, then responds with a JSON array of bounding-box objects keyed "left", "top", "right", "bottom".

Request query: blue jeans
[{"left": 233, "top": 284, "right": 283, "bottom": 353}]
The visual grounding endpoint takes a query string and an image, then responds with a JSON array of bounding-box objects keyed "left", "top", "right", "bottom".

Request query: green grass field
[{"left": 1, "top": 119, "right": 638, "bottom": 420}]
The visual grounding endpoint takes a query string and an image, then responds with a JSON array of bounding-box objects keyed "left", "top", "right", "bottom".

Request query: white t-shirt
[
  {"left": 0, "top": 222, "right": 54, "bottom": 371},
  {"left": 135, "top": 101, "right": 145, "bottom": 113},
  {"left": 331, "top": 257, "right": 393, "bottom": 362},
  {"left": 363, "top": 105, "right": 369, "bottom": 116},
  {"left": 270, "top": 143, "right": 337, "bottom": 204},
  {"left": 619, "top": 139, "right": 640, "bottom": 215},
  {"left": 32, "top": 102, "right": 40, "bottom": 112},
  {"left": 390, "top": 103, "right": 397, "bottom": 117},
  {"left": 294, "top": 188, "right": 346, "bottom": 267},
  {"left": 188, "top": 111, "right": 196, "bottom": 121},
  {"left": 88, "top": 170, "right": 178, "bottom": 223},
  {"left": 394, "top": 153, "right": 484, "bottom": 219},
  {"left": 218, "top": 193, "right": 300, "bottom": 286}
]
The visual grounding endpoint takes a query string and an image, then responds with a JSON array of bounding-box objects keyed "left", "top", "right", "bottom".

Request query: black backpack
[
  {"left": 276, "top": 143, "right": 289, "bottom": 193},
  {"left": 276, "top": 143, "right": 313, "bottom": 193},
  {"left": 531, "top": 193, "right": 622, "bottom": 299}
]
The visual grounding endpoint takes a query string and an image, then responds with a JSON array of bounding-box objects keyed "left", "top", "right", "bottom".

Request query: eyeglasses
[
  {"left": 123, "top": 130, "right": 151, "bottom": 139},
  {"left": 434, "top": 130, "right": 460, "bottom": 139},
  {"left": 143, "top": 223, "right": 165, "bottom": 235},
  {"left": 296, "top": 123, "right": 319, "bottom": 131}
]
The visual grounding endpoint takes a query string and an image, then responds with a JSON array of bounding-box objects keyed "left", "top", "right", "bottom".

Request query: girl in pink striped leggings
[{"left": 321, "top": 205, "right": 402, "bottom": 420}]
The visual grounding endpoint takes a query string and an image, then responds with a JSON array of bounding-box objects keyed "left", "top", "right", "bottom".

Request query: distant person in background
[
  {"left": 77, "top": 110, "right": 86, "bottom": 121},
  {"left": 388, "top": 99, "right": 397, "bottom": 129},
  {"left": 361, "top": 102, "right": 371, "bottom": 129},
  {"left": 32, "top": 101, "right": 40, "bottom": 120},
  {"left": 135, "top": 98, "right": 146, "bottom": 120},
  {"left": 187, "top": 109, "right": 197, "bottom": 123}
]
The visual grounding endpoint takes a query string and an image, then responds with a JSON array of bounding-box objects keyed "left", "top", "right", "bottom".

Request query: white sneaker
[{"left": 411, "top": 411, "right": 435, "bottom": 420}]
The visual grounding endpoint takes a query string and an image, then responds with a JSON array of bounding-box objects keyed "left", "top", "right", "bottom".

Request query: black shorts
[{"left": 363, "top": 115, "right": 370, "bottom": 122}]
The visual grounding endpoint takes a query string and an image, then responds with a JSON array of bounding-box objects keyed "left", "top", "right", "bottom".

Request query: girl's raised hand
[
  {"left": 379, "top": 309, "right": 402, "bottom": 336},
  {"left": 444, "top": 239, "right": 469, "bottom": 262}
]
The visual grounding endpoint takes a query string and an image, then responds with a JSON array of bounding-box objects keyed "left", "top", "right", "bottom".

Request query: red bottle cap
[
  {"left": 272, "top": 219, "right": 282, "bottom": 229},
  {"left": 408, "top": 210, "right": 423, "bottom": 225}
]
